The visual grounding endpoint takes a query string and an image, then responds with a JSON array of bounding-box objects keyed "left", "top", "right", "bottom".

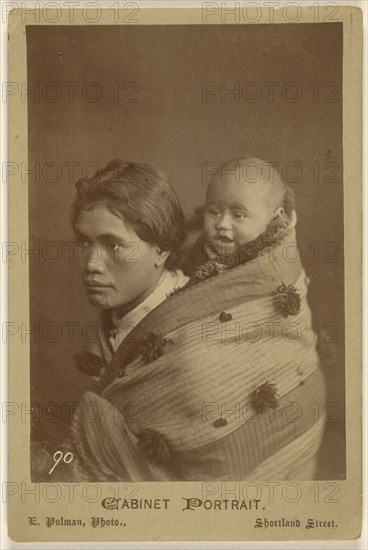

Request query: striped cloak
[{"left": 71, "top": 222, "right": 326, "bottom": 481}]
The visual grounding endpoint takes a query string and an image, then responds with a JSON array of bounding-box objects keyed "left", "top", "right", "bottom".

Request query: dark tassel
[
  {"left": 273, "top": 283, "right": 301, "bottom": 318},
  {"left": 194, "top": 260, "right": 227, "bottom": 281},
  {"left": 140, "top": 332, "right": 172, "bottom": 364},
  {"left": 136, "top": 428, "right": 172, "bottom": 464},
  {"left": 74, "top": 351, "right": 105, "bottom": 377},
  {"left": 250, "top": 382, "right": 279, "bottom": 412},
  {"left": 219, "top": 311, "right": 232, "bottom": 323},
  {"left": 213, "top": 417, "right": 228, "bottom": 428}
]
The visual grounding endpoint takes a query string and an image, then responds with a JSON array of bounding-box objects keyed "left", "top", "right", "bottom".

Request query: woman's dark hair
[{"left": 71, "top": 159, "right": 186, "bottom": 270}]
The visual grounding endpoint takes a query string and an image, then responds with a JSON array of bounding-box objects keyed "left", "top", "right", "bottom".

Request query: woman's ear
[
  {"left": 154, "top": 249, "right": 171, "bottom": 268},
  {"left": 272, "top": 206, "right": 285, "bottom": 220}
]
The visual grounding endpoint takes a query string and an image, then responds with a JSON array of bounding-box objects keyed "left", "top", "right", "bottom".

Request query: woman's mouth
[{"left": 84, "top": 281, "right": 112, "bottom": 292}]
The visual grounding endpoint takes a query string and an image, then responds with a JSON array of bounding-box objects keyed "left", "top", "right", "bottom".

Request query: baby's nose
[{"left": 216, "top": 212, "right": 232, "bottom": 230}]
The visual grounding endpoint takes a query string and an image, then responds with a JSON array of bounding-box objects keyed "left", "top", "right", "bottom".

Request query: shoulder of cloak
[{"left": 112, "top": 226, "right": 303, "bottom": 364}]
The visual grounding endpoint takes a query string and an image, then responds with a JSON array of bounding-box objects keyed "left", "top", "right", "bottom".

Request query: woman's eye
[
  {"left": 106, "top": 242, "right": 123, "bottom": 251},
  {"left": 234, "top": 212, "right": 247, "bottom": 220},
  {"left": 76, "top": 239, "right": 91, "bottom": 247}
]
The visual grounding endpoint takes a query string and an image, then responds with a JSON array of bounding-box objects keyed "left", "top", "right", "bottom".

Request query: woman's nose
[{"left": 82, "top": 244, "right": 105, "bottom": 273}]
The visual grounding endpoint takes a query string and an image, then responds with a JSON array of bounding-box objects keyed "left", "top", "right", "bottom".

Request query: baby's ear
[{"left": 272, "top": 206, "right": 285, "bottom": 219}]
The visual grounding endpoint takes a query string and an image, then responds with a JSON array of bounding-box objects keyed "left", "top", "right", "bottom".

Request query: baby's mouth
[
  {"left": 213, "top": 236, "right": 238, "bottom": 254},
  {"left": 216, "top": 235, "right": 234, "bottom": 243}
]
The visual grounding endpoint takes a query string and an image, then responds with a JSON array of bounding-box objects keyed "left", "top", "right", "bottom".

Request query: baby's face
[{"left": 203, "top": 174, "right": 275, "bottom": 251}]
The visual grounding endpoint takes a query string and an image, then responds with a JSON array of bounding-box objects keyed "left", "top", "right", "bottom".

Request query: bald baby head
[
  {"left": 207, "top": 158, "right": 286, "bottom": 211},
  {"left": 204, "top": 157, "right": 292, "bottom": 247}
]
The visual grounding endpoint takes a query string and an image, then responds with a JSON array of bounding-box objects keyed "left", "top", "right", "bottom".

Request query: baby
[
  {"left": 183, "top": 157, "right": 296, "bottom": 275},
  {"left": 179, "top": 157, "right": 327, "bottom": 480}
]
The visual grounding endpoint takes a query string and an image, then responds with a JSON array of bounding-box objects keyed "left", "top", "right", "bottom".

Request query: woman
[{"left": 71, "top": 159, "right": 190, "bottom": 480}]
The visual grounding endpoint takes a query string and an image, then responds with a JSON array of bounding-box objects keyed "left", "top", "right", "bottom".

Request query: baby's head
[{"left": 203, "top": 158, "right": 293, "bottom": 250}]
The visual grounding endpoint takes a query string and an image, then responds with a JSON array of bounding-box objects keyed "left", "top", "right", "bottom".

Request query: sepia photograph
[
  {"left": 27, "top": 19, "right": 345, "bottom": 483},
  {"left": 5, "top": 2, "right": 363, "bottom": 544}
]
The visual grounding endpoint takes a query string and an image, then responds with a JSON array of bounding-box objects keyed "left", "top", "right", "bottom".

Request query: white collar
[{"left": 108, "top": 268, "right": 189, "bottom": 352}]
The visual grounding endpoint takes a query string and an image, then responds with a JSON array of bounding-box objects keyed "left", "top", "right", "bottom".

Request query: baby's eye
[{"left": 233, "top": 212, "right": 247, "bottom": 220}]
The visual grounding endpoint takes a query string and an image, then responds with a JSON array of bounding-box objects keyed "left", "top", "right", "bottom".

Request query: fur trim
[{"left": 193, "top": 260, "right": 227, "bottom": 281}]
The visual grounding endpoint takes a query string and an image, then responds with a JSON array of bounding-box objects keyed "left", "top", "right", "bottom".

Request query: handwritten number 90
[{"left": 48, "top": 451, "right": 74, "bottom": 475}]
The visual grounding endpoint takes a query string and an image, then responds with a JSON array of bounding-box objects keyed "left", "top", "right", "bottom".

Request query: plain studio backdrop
[{"left": 27, "top": 23, "right": 344, "bottom": 478}]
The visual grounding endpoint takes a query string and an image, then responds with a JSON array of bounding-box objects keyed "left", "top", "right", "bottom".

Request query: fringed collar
[
  {"left": 182, "top": 210, "right": 297, "bottom": 287},
  {"left": 204, "top": 210, "right": 295, "bottom": 268}
]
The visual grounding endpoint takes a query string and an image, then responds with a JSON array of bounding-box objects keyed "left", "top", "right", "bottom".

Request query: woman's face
[{"left": 74, "top": 204, "right": 166, "bottom": 310}]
